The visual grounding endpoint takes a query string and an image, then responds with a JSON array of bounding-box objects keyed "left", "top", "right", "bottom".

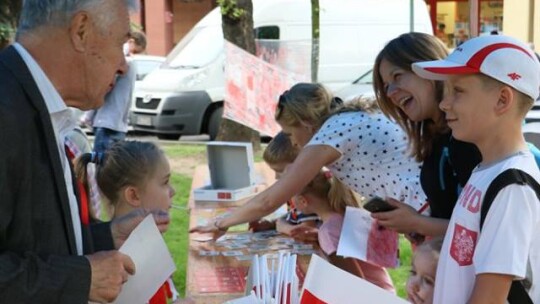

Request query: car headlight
[{"left": 181, "top": 70, "right": 208, "bottom": 88}]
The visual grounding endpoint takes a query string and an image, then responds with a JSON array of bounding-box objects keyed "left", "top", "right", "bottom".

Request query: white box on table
[{"left": 193, "top": 141, "right": 258, "bottom": 202}]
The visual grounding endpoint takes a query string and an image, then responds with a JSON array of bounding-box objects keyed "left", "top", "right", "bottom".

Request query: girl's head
[
  {"left": 294, "top": 170, "right": 359, "bottom": 215},
  {"left": 263, "top": 131, "right": 299, "bottom": 179},
  {"left": 373, "top": 32, "right": 449, "bottom": 161},
  {"left": 75, "top": 141, "right": 175, "bottom": 219},
  {"left": 406, "top": 237, "right": 443, "bottom": 304},
  {"left": 275, "top": 83, "right": 339, "bottom": 147}
]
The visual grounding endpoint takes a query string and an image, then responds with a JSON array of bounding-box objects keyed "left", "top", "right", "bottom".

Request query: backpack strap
[{"left": 481, "top": 168, "right": 540, "bottom": 304}]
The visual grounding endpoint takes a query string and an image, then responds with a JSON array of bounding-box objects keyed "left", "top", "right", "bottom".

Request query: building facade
[
  {"left": 428, "top": 0, "right": 540, "bottom": 51},
  {"left": 131, "top": 0, "right": 217, "bottom": 56}
]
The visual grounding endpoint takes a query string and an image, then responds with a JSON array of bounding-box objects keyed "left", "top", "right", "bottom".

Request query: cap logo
[{"left": 507, "top": 73, "right": 521, "bottom": 81}]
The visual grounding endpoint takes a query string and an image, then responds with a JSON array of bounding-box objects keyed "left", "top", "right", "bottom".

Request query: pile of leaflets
[{"left": 226, "top": 252, "right": 299, "bottom": 304}]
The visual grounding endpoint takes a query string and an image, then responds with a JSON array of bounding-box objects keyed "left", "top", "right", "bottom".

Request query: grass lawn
[{"left": 161, "top": 144, "right": 412, "bottom": 299}]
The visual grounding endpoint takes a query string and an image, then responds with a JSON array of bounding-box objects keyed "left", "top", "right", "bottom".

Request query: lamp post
[{"left": 469, "top": 0, "right": 479, "bottom": 37}]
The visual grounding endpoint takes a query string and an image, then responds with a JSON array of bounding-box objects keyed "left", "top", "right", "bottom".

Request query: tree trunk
[
  {"left": 311, "top": 0, "right": 320, "bottom": 82},
  {"left": 216, "top": 0, "right": 261, "bottom": 151}
]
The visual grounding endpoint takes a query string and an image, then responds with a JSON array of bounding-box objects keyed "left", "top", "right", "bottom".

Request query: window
[{"left": 255, "top": 26, "right": 280, "bottom": 40}]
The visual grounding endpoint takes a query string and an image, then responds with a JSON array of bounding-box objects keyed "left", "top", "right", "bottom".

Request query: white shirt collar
[
  {"left": 13, "top": 42, "right": 67, "bottom": 114},
  {"left": 12, "top": 42, "right": 83, "bottom": 255}
]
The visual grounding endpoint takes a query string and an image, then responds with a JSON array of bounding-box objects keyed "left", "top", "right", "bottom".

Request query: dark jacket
[{"left": 0, "top": 46, "right": 113, "bottom": 303}]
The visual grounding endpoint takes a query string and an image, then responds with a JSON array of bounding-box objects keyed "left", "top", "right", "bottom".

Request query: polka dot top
[{"left": 306, "top": 111, "right": 427, "bottom": 211}]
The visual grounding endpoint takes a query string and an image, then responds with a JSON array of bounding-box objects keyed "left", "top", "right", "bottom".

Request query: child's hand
[
  {"left": 370, "top": 198, "right": 421, "bottom": 234},
  {"left": 276, "top": 217, "right": 295, "bottom": 235},
  {"left": 290, "top": 224, "right": 319, "bottom": 243},
  {"left": 111, "top": 209, "right": 170, "bottom": 249},
  {"left": 249, "top": 219, "right": 276, "bottom": 232}
]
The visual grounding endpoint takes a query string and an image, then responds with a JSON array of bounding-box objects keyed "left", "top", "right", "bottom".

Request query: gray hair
[{"left": 17, "top": 0, "right": 138, "bottom": 36}]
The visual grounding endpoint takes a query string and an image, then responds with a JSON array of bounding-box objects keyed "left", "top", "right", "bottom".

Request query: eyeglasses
[{"left": 275, "top": 90, "right": 289, "bottom": 120}]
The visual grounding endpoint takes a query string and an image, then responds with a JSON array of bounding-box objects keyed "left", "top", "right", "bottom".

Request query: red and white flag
[
  {"left": 337, "top": 207, "right": 400, "bottom": 268},
  {"left": 300, "top": 255, "right": 407, "bottom": 304}
]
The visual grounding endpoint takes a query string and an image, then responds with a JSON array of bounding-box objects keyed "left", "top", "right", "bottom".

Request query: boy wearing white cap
[{"left": 413, "top": 35, "right": 540, "bottom": 303}]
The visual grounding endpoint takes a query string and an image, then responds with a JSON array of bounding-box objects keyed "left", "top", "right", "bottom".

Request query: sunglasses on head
[{"left": 275, "top": 90, "right": 289, "bottom": 120}]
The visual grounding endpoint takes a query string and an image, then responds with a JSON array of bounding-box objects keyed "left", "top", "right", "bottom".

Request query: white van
[{"left": 130, "top": 0, "right": 432, "bottom": 140}]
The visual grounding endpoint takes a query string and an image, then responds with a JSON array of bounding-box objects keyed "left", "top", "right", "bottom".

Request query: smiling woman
[{"left": 371, "top": 32, "right": 482, "bottom": 239}]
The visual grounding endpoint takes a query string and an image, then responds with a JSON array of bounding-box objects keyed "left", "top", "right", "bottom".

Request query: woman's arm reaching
[{"left": 189, "top": 145, "right": 340, "bottom": 234}]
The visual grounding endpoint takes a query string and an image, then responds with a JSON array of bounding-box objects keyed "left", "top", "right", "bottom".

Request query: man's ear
[
  {"left": 123, "top": 186, "right": 143, "bottom": 208},
  {"left": 494, "top": 86, "right": 514, "bottom": 116},
  {"left": 69, "top": 11, "right": 92, "bottom": 52}
]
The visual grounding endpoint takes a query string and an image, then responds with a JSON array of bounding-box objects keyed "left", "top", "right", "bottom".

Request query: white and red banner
[
  {"left": 224, "top": 41, "right": 309, "bottom": 136},
  {"left": 300, "top": 255, "right": 407, "bottom": 304}
]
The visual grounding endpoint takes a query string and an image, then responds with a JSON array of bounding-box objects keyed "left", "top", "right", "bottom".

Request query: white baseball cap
[{"left": 412, "top": 35, "right": 540, "bottom": 101}]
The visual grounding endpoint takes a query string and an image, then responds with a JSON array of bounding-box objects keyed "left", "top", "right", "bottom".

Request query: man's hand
[
  {"left": 86, "top": 250, "right": 135, "bottom": 303},
  {"left": 111, "top": 209, "right": 170, "bottom": 249}
]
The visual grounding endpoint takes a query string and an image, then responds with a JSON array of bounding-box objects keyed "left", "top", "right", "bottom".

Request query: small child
[
  {"left": 406, "top": 238, "right": 443, "bottom": 304},
  {"left": 249, "top": 132, "right": 319, "bottom": 237},
  {"left": 75, "top": 141, "right": 183, "bottom": 304},
  {"left": 293, "top": 170, "right": 395, "bottom": 292},
  {"left": 413, "top": 35, "right": 540, "bottom": 302}
]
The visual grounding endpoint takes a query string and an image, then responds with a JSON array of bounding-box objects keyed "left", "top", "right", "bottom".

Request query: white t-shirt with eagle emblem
[{"left": 434, "top": 151, "right": 540, "bottom": 303}]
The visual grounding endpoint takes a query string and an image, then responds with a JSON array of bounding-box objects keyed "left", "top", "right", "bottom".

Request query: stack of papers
[{"left": 227, "top": 252, "right": 299, "bottom": 304}]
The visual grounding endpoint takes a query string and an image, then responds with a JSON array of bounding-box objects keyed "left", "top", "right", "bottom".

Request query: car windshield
[
  {"left": 134, "top": 60, "right": 163, "bottom": 81},
  {"left": 165, "top": 26, "right": 223, "bottom": 69},
  {"left": 353, "top": 69, "right": 373, "bottom": 84}
]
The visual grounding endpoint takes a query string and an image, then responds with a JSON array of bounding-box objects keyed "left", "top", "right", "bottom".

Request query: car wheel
[
  {"left": 157, "top": 134, "right": 181, "bottom": 140},
  {"left": 208, "top": 106, "right": 223, "bottom": 141}
]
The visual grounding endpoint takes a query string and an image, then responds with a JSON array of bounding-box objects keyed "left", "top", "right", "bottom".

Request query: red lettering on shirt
[
  {"left": 457, "top": 184, "right": 482, "bottom": 214},
  {"left": 466, "top": 189, "right": 482, "bottom": 213},
  {"left": 450, "top": 224, "right": 477, "bottom": 266},
  {"left": 459, "top": 184, "right": 474, "bottom": 208}
]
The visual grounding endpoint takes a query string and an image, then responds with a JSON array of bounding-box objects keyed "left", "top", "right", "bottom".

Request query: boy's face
[
  {"left": 279, "top": 123, "right": 315, "bottom": 148},
  {"left": 406, "top": 249, "right": 437, "bottom": 304},
  {"left": 292, "top": 194, "right": 311, "bottom": 214},
  {"left": 439, "top": 74, "right": 500, "bottom": 143}
]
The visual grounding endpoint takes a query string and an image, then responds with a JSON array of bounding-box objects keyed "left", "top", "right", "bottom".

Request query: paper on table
[
  {"left": 336, "top": 207, "right": 399, "bottom": 268},
  {"left": 113, "top": 215, "right": 176, "bottom": 304}
]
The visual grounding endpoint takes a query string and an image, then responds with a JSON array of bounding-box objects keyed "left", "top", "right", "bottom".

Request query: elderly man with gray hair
[{"left": 0, "top": 1, "right": 170, "bottom": 303}]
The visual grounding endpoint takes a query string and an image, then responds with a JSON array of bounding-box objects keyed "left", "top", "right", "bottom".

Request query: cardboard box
[{"left": 193, "top": 142, "right": 258, "bottom": 202}]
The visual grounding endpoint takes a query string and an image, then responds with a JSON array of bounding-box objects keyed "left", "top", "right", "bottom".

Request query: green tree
[
  {"left": 0, "top": 0, "right": 21, "bottom": 49},
  {"left": 215, "top": 0, "right": 260, "bottom": 150}
]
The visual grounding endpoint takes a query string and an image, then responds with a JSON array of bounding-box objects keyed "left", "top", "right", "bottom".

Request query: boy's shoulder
[{"left": 481, "top": 166, "right": 540, "bottom": 229}]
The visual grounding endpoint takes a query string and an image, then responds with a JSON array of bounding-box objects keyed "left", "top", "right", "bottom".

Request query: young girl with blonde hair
[
  {"left": 75, "top": 141, "right": 193, "bottom": 304},
  {"left": 294, "top": 170, "right": 394, "bottom": 292}
]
